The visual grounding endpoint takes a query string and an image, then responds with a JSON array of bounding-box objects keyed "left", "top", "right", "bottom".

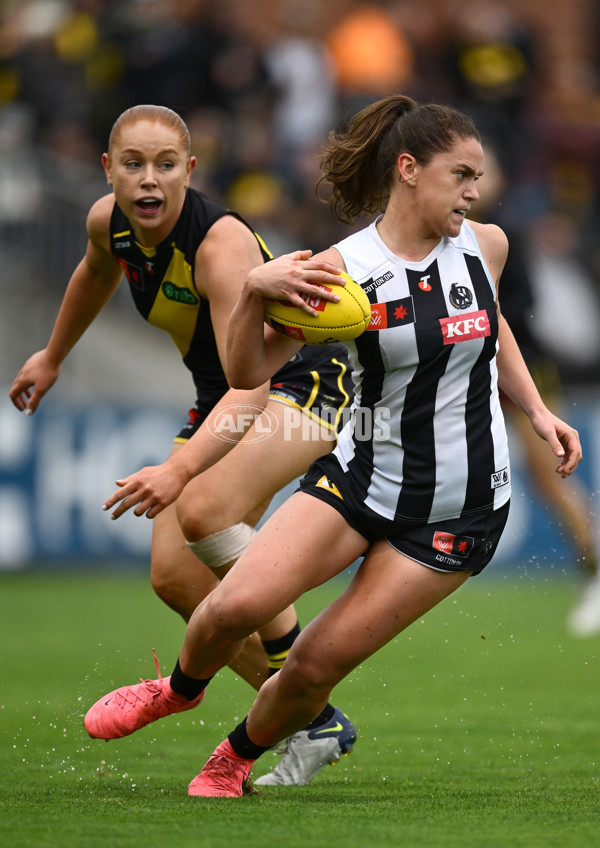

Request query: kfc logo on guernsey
[{"left": 439, "top": 309, "right": 490, "bottom": 345}]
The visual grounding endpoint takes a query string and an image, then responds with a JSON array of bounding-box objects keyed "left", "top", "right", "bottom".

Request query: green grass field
[{"left": 1, "top": 568, "right": 599, "bottom": 848}]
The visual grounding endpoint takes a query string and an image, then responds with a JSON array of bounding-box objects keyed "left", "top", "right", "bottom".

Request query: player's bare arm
[
  {"left": 9, "top": 194, "right": 123, "bottom": 414},
  {"left": 103, "top": 215, "right": 272, "bottom": 520},
  {"left": 496, "top": 314, "right": 582, "bottom": 477},
  {"left": 226, "top": 248, "right": 346, "bottom": 390},
  {"left": 470, "top": 220, "right": 582, "bottom": 477}
]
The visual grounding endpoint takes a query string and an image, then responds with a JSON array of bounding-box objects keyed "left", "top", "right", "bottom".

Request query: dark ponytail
[{"left": 318, "top": 95, "right": 479, "bottom": 223}]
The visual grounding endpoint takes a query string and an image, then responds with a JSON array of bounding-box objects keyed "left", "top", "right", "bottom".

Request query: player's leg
[
  {"left": 188, "top": 542, "right": 469, "bottom": 797},
  {"left": 176, "top": 400, "right": 337, "bottom": 648},
  {"left": 177, "top": 401, "right": 361, "bottom": 783},
  {"left": 179, "top": 492, "right": 369, "bottom": 680},
  {"left": 84, "top": 483, "right": 270, "bottom": 740},
  {"left": 85, "top": 493, "right": 366, "bottom": 744},
  {"left": 178, "top": 344, "right": 351, "bottom": 653},
  {"left": 150, "top": 495, "right": 218, "bottom": 621},
  {"left": 177, "top": 400, "right": 335, "bottom": 537},
  {"left": 248, "top": 544, "right": 470, "bottom": 746},
  {"left": 150, "top": 489, "right": 269, "bottom": 689}
]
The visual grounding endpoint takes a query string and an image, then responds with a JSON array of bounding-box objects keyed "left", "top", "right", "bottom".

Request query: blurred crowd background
[
  {"left": 1, "top": 0, "right": 600, "bottom": 568},
  {"left": 1, "top": 0, "right": 600, "bottom": 391}
]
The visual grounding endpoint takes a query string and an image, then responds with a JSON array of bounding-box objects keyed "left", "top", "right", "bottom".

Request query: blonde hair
[
  {"left": 318, "top": 95, "right": 480, "bottom": 223},
  {"left": 108, "top": 105, "right": 191, "bottom": 155}
]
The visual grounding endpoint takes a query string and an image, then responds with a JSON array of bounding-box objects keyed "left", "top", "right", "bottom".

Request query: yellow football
[{"left": 263, "top": 271, "right": 371, "bottom": 345}]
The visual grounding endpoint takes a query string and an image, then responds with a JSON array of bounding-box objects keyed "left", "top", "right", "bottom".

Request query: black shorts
[
  {"left": 175, "top": 344, "right": 353, "bottom": 441},
  {"left": 268, "top": 344, "right": 353, "bottom": 433},
  {"left": 299, "top": 453, "right": 510, "bottom": 576}
]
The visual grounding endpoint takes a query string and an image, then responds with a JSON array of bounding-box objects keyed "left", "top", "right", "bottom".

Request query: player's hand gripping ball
[{"left": 264, "top": 271, "right": 371, "bottom": 345}]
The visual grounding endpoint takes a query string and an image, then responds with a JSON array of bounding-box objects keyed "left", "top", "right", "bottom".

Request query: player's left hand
[
  {"left": 531, "top": 411, "right": 582, "bottom": 478},
  {"left": 103, "top": 463, "right": 188, "bottom": 519}
]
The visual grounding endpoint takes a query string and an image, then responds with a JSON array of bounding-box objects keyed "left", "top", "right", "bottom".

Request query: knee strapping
[{"left": 186, "top": 522, "right": 257, "bottom": 569}]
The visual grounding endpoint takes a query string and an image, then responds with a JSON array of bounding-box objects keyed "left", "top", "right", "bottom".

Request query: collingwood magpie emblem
[{"left": 449, "top": 283, "right": 473, "bottom": 310}]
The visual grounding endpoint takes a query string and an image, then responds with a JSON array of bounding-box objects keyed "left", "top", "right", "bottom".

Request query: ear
[
  {"left": 397, "top": 153, "right": 418, "bottom": 185},
  {"left": 101, "top": 152, "right": 113, "bottom": 186},
  {"left": 184, "top": 155, "right": 197, "bottom": 187}
]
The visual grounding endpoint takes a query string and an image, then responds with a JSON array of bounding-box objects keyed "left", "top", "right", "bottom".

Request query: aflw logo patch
[
  {"left": 433, "top": 531, "right": 474, "bottom": 558},
  {"left": 439, "top": 309, "right": 490, "bottom": 345},
  {"left": 366, "top": 297, "right": 415, "bottom": 330},
  {"left": 115, "top": 257, "right": 144, "bottom": 290}
]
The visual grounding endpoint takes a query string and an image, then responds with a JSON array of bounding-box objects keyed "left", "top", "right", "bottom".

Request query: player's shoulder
[
  {"left": 313, "top": 246, "right": 346, "bottom": 270},
  {"left": 195, "top": 209, "right": 261, "bottom": 270},
  {"left": 468, "top": 219, "right": 508, "bottom": 254},
  {"left": 86, "top": 192, "right": 115, "bottom": 239},
  {"left": 467, "top": 220, "right": 509, "bottom": 283},
  {"left": 203, "top": 210, "right": 254, "bottom": 242}
]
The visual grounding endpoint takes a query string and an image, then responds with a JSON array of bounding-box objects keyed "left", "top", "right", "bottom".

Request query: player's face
[
  {"left": 414, "top": 136, "right": 483, "bottom": 239},
  {"left": 102, "top": 120, "right": 195, "bottom": 246}
]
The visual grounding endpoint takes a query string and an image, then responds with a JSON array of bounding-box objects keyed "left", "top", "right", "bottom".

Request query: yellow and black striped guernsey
[{"left": 109, "top": 188, "right": 271, "bottom": 415}]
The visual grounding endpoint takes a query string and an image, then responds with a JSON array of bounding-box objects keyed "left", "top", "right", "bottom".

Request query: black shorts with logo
[
  {"left": 299, "top": 453, "right": 510, "bottom": 576},
  {"left": 176, "top": 344, "right": 353, "bottom": 441}
]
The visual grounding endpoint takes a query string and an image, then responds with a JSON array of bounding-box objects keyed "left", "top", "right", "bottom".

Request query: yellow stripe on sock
[{"left": 266, "top": 649, "right": 291, "bottom": 670}]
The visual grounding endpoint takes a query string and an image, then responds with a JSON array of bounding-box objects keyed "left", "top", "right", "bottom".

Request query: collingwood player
[{"left": 82, "top": 96, "right": 582, "bottom": 797}]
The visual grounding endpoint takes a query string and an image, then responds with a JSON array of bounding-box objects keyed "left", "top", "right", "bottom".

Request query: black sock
[
  {"left": 228, "top": 717, "right": 273, "bottom": 760},
  {"left": 261, "top": 621, "right": 335, "bottom": 734},
  {"left": 304, "top": 702, "right": 336, "bottom": 730},
  {"left": 169, "top": 658, "right": 212, "bottom": 701},
  {"left": 262, "top": 621, "right": 301, "bottom": 677}
]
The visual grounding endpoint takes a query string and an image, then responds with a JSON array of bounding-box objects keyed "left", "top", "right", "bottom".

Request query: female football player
[
  {"left": 9, "top": 104, "right": 356, "bottom": 785},
  {"left": 81, "top": 95, "right": 582, "bottom": 796}
]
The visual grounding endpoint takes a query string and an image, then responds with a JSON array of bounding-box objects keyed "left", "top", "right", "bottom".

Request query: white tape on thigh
[{"left": 186, "top": 523, "right": 257, "bottom": 569}]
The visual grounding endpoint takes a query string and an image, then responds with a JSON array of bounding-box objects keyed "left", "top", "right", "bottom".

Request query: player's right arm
[
  {"left": 9, "top": 194, "right": 123, "bottom": 414},
  {"left": 226, "top": 248, "right": 345, "bottom": 389}
]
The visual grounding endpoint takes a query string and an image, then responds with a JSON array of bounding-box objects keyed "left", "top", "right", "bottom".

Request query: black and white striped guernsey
[{"left": 333, "top": 219, "right": 510, "bottom": 523}]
